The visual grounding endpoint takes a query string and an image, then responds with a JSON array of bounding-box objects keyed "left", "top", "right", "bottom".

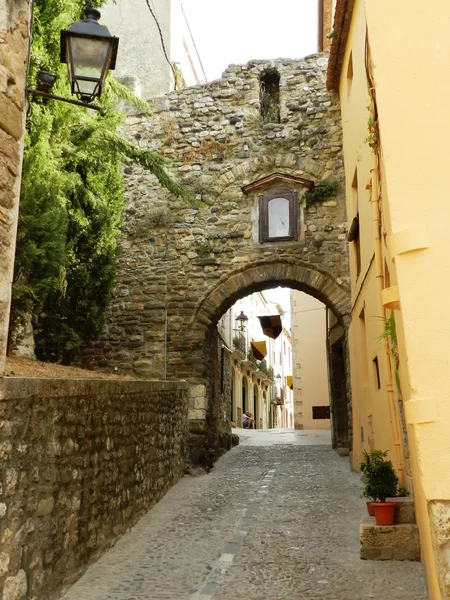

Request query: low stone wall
[{"left": 0, "top": 377, "right": 190, "bottom": 600}]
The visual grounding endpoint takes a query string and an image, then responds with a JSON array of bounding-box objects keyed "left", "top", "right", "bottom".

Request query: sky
[{"left": 180, "top": 0, "right": 319, "bottom": 81}]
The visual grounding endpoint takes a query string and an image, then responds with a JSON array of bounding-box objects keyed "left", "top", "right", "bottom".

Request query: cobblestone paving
[{"left": 61, "top": 430, "right": 428, "bottom": 600}]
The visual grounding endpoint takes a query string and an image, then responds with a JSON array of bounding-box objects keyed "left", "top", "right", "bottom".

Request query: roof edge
[{"left": 326, "top": 0, "right": 356, "bottom": 92}]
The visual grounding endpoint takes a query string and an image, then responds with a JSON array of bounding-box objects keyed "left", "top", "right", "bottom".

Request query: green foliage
[
  {"left": 360, "top": 449, "right": 399, "bottom": 502},
  {"left": 305, "top": 179, "right": 341, "bottom": 207},
  {"left": 364, "top": 115, "right": 378, "bottom": 150},
  {"left": 377, "top": 311, "right": 400, "bottom": 389},
  {"left": 11, "top": 0, "right": 186, "bottom": 363}
]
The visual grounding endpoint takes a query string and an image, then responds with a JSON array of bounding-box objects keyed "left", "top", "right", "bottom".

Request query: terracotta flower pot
[
  {"left": 372, "top": 501, "right": 397, "bottom": 525},
  {"left": 366, "top": 501, "right": 375, "bottom": 516}
]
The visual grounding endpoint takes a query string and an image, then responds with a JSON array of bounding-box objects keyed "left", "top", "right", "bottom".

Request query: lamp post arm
[{"left": 26, "top": 88, "right": 106, "bottom": 116}]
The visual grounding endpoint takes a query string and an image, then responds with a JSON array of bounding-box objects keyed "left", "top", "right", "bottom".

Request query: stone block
[
  {"left": 387, "top": 496, "right": 416, "bottom": 524},
  {"left": 3, "top": 569, "right": 27, "bottom": 600},
  {"left": 360, "top": 514, "right": 420, "bottom": 561},
  {"left": 0, "top": 94, "right": 23, "bottom": 141},
  {"left": 37, "top": 497, "right": 54, "bottom": 516},
  {"left": 188, "top": 409, "right": 206, "bottom": 421}
]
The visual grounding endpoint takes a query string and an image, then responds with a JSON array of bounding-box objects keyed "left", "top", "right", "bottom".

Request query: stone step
[
  {"left": 360, "top": 514, "right": 421, "bottom": 561},
  {"left": 387, "top": 496, "right": 416, "bottom": 524}
]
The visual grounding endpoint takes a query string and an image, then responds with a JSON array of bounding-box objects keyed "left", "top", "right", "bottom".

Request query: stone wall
[
  {"left": 429, "top": 500, "right": 450, "bottom": 598},
  {"left": 92, "top": 53, "right": 349, "bottom": 383},
  {"left": 0, "top": 377, "right": 190, "bottom": 600},
  {"left": 0, "top": 0, "right": 31, "bottom": 374}
]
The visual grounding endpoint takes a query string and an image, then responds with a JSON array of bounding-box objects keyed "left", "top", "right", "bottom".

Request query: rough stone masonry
[
  {"left": 92, "top": 53, "right": 350, "bottom": 382},
  {"left": 0, "top": 377, "right": 191, "bottom": 600}
]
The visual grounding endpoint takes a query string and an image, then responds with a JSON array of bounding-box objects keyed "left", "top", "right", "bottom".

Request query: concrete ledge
[{"left": 360, "top": 514, "right": 420, "bottom": 561}]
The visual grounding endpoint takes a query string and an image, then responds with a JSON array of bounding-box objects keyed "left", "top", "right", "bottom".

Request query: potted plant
[{"left": 360, "top": 449, "right": 399, "bottom": 525}]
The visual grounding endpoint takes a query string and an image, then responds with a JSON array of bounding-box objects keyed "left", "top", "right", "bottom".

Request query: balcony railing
[
  {"left": 232, "top": 330, "right": 246, "bottom": 354},
  {"left": 257, "top": 359, "right": 273, "bottom": 379}
]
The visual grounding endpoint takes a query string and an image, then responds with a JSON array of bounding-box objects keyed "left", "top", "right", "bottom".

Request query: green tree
[{"left": 11, "top": 0, "right": 186, "bottom": 363}]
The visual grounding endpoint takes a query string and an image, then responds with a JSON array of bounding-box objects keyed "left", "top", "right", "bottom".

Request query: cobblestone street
[{"left": 61, "top": 430, "right": 428, "bottom": 600}]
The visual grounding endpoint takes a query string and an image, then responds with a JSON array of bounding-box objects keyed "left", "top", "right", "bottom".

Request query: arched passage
[{"left": 180, "top": 258, "right": 351, "bottom": 466}]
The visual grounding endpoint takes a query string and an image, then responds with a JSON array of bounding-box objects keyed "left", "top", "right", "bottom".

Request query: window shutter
[
  {"left": 259, "top": 196, "right": 268, "bottom": 242},
  {"left": 290, "top": 192, "right": 299, "bottom": 240}
]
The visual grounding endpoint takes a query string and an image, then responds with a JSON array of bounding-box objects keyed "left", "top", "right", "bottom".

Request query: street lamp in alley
[
  {"left": 235, "top": 311, "right": 249, "bottom": 331},
  {"left": 60, "top": 8, "right": 119, "bottom": 103},
  {"left": 276, "top": 373, "right": 282, "bottom": 384},
  {"left": 26, "top": 8, "right": 119, "bottom": 114}
]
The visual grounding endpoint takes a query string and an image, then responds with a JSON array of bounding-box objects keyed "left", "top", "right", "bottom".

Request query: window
[
  {"left": 373, "top": 356, "right": 381, "bottom": 390},
  {"left": 259, "top": 190, "right": 299, "bottom": 243},
  {"left": 260, "top": 69, "right": 280, "bottom": 123},
  {"left": 312, "top": 406, "right": 331, "bottom": 419},
  {"left": 346, "top": 51, "right": 353, "bottom": 99},
  {"left": 347, "top": 169, "right": 361, "bottom": 277}
]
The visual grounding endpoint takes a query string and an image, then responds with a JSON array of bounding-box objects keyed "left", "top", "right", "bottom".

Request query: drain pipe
[{"left": 370, "top": 157, "right": 405, "bottom": 484}]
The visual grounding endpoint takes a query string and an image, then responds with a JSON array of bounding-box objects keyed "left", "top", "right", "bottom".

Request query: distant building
[
  {"left": 101, "top": 0, "right": 206, "bottom": 98},
  {"left": 290, "top": 291, "right": 330, "bottom": 430},
  {"left": 218, "top": 292, "right": 293, "bottom": 430}
]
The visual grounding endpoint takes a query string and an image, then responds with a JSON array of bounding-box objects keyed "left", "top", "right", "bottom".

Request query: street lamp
[
  {"left": 235, "top": 311, "right": 249, "bottom": 331},
  {"left": 276, "top": 373, "right": 282, "bottom": 384},
  {"left": 26, "top": 8, "right": 119, "bottom": 114},
  {"left": 60, "top": 8, "right": 119, "bottom": 103}
]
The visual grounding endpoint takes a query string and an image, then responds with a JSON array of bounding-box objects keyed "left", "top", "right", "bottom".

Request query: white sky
[{"left": 180, "top": 0, "right": 319, "bottom": 81}]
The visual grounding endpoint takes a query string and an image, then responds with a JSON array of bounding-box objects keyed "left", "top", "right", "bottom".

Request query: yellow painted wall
[
  {"left": 363, "top": 1, "right": 450, "bottom": 594},
  {"left": 336, "top": 0, "right": 450, "bottom": 594},
  {"left": 338, "top": 0, "right": 403, "bottom": 478}
]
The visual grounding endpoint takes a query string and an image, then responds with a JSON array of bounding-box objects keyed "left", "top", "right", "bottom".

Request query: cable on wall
[
  {"left": 178, "top": 0, "right": 208, "bottom": 82},
  {"left": 144, "top": 0, "right": 179, "bottom": 89}
]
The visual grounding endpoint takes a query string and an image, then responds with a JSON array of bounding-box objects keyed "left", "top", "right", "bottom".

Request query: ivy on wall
[{"left": 10, "top": 0, "right": 186, "bottom": 363}]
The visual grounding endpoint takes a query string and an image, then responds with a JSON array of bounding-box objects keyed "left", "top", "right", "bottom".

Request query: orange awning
[
  {"left": 258, "top": 315, "right": 282, "bottom": 339},
  {"left": 250, "top": 340, "right": 267, "bottom": 360},
  {"left": 287, "top": 375, "right": 294, "bottom": 390}
]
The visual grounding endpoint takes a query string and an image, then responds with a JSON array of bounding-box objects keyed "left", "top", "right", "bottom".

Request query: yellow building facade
[{"left": 327, "top": 0, "right": 450, "bottom": 596}]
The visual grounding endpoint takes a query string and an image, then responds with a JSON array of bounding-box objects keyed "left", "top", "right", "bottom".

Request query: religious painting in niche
[{"left": 268, "top": 197, "right": 290, "bottom": 238}]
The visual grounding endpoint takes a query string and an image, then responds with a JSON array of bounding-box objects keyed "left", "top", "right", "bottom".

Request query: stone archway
[
  {"left": 92, "top": 54, "right": 350, "bottom": 464},
  {"left": 181, "top": 258, "right": 350, "bottom": 465}
]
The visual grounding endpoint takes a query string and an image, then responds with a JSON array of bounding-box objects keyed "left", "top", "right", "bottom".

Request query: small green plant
[
  {"left": 305, "top": 179, "right": 341, "bottom": 207},
  {"left": 360, "top": 449, "right": 399, "bottom": 502},
  {"left": 365, "top": 115, "right": 378, "bottom": 150},
  {"left": 377, "top": 311, "right": 400, "bottom": 389},
  {"left": 396, "top": 486, "right": 409, "bottom": 497}
]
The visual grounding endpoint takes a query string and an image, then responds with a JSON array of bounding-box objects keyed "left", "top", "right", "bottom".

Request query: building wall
[
  {"left": 365, "top": 2, "right": 450, "bottom": 596},
  {"left": 319, "top": 0, "right": 337, "bottom": 52},
  {"left": 102, "top": 0, "right": 206, "bottom": 98},
  {"left": 101, "top": 0, "right": 172, "bottom": 98},
  {"left": 333, "top": 0, "right": 450, "bottom": 595},
  {"left": 291, "top": 291, "right": 330, "bottom": 430},
  {"left": 219, "top": 292, "right": 279, "bottom": 430},
  {"left": 0, "top": 377, "right": 190, "bottom": 600},
  {"left": 336, "top": 0, "right": 402, "bottom": 472},
  {"left": 0, "top": 0, "right": 31, "bottom": 374}
]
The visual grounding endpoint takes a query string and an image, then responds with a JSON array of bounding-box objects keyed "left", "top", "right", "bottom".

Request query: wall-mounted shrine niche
[{"left": 242, "top": 172, "right": 313, "bottom": 244}]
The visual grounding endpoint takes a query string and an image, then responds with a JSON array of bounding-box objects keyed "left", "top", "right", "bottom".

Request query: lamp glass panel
[
  {"left": 268, "top": 197, "right": 290, "bottom": 238},
  {"left": 67, "top": 36, "right": 111, "bottom": 89}
]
